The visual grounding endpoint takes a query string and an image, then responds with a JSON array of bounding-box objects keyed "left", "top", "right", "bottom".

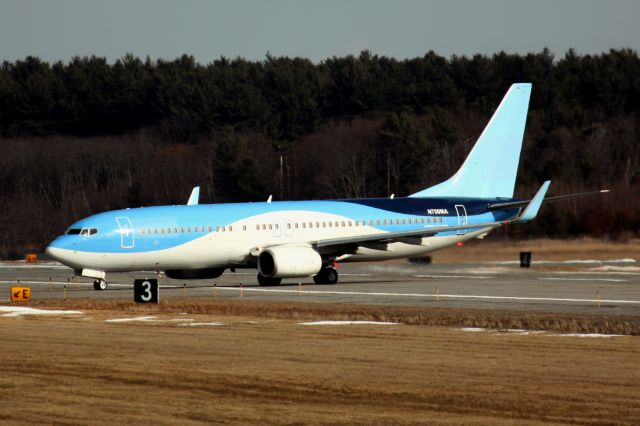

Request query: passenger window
[
  {"left": 369, "top": 220, "right": 373, "bottom": 225},
  {"left": 243, "top": 225, "right": 247, "bottom": 231},
  {"left": 322, "top": 222, "right": 326, "bottom": 228},
  {"left": 348, "top": 221, "right": 352, "bottom": 227},
  {"left": 302, "top": 223, "right": 306, "bottom": 229},
  {"left": 287, "top": 223, "right": 291, "bottom": 229},
  {"left": 269, "top": 224, "right": 273, "bottom": 230},
  {"left": 328, "top": 222, "right": 332, "bottom": 228},
  {"left": 341, "top": 221, "right": 345, "bottom": 227},
  {"left": 315, "top": 222, "right": 319, "bottom": 228},
  {"left": 383, "top": 219, "right": 387, "bottom": 225},
  {"left": 140, "top": 229, "right": 144, "bottom": 235},
  {"left": 262, "top": 224, "right": 266, "bottom": 230},
  {"left": 222, "top": 226, "right": 226, "bottom": 232},
  {"left": 148, "top": 228, "right": 152, "bottom": 234},
  {"left": 154, "top": 229, "right": 158, "bottom": 234},
  {"left": 256, "top": 224, "right": 260, "bottom": 230},
  {"left": 376, "top": 219, "right": 380, "bottom": 225},
  {"left": 295, "top": 223, "right": 299, "bottom": 229},
  {"left": 229, "top": 226, "right": 233, "bottom": 231},
  {"left": 161, "top": 228, "right": 165, "bottom": 234},
  {"left": 439, "top": 217, "right": 443, "bottom": 223}
]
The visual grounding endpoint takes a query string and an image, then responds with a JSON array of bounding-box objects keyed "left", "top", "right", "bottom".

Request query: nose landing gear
[{"left": 93, "top": 279, "right": 107, "bottom": 291}]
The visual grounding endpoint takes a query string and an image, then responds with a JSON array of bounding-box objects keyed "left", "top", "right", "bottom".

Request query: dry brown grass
[
  {"left": 27, "top": 298, "right": 640, "bottom": 336},
  {"left": 0, "top": 309, "right": 638, "bottom": 425}
]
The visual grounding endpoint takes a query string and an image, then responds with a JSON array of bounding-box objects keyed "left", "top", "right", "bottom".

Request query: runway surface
[{"left": 1, "top": 259, "right": 639, "bottom": 315}]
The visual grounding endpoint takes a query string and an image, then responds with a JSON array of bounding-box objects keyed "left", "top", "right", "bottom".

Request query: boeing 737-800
[{"left": 45, "top": 83, "right": 606, "bottom": 290}]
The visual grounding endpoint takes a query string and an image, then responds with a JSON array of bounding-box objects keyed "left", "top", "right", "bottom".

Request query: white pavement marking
[
  {"left": 414, "top": 275, "right": 490, "bottom": 279},
  {"left": 538, "top": 277, "right": 626, "bottom": 282},
  {"left": 206, "top": 286, "right": 640, "bottom": 305}
]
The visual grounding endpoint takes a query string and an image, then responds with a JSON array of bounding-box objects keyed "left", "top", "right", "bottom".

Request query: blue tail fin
[{"left": 410, "top": 83, "right": 532, "bottom": 199}]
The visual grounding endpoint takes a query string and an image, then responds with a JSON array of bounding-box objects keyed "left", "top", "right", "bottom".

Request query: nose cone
[
  {"left": 45, "top": 238, "right": 76, "bottom": 267},
  {"left": 45, "top": 244, "right": 64, "bottom": 263}
]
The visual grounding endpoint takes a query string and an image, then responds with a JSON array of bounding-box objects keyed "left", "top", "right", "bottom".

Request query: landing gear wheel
[
  {"left": 93, "top": 279, "right": 107, "bottom": 291},
  {"left": 257, "top": 274, "right": 282, "bottom": 286},
  {"left": 313, "top": 267, "right": 338, "bottom": 285}
]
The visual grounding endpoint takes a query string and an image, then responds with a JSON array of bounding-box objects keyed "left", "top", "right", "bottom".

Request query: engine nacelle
[
  {"left": 258, "top": 246, "right": 322, "bottom": 278},
  {"left": 164, "top": 268, "right": 224, "bottom": 280}
]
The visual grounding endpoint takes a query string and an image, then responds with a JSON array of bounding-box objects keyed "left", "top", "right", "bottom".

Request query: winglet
[
  {"left": 187, "top": 186, "right": 200, "bottom": 206},
  {"left": 516, "top": 181, "right": 550, "bottom": 222}
]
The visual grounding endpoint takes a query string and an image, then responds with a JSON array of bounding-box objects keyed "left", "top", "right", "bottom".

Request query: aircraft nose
[{"left": 45, "top": 245, "right": 64, "bottom": 263}]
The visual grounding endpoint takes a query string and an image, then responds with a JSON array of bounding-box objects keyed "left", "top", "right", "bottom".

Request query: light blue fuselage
[{"left": 46, "top": 197, "right": 517, "bottom": 273}]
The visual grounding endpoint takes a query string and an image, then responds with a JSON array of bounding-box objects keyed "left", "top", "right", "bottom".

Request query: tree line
[{"left": 0, "top": 49, "right": 639, "bottom": 258}]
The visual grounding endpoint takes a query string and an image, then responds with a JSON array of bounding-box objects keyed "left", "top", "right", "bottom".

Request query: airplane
[{"left": 45, "top": 83, "right": 607, "bottom": 290}]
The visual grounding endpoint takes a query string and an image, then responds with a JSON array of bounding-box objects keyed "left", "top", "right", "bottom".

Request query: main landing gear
[
  {"left": 313, "top": 266, "right": 338, "bottom": 285},
  {"left": 257, "top": 274, "right": 282, "bottom": 286},
  {"left": 93, "top": 279, "right": 107, "bottom": 291}
]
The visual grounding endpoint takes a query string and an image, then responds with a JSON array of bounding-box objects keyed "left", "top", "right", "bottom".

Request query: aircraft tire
[
  {"left": 313, "top": 267, "right": 338, "bottom": 285},
  {"left": 93, "top": 279, "right": 107, "bottom": 291},
  {"left": 257, "top": 274, "right": 281, "bottom": 286}
]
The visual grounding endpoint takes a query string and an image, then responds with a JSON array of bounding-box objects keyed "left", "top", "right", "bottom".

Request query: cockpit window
[{"left": 68, "top": 228, "right": 98, "bottom": 236}]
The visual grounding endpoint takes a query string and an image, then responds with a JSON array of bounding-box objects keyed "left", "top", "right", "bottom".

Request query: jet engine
[{"left": 258, "top": 246, "right": 322, "bottom": 278}]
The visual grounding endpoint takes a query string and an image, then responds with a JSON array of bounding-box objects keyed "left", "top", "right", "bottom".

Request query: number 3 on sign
[
  {"left": 134, "top": 279, "right": 159, "bottom": 303},
  {"left": 141, "top": 281, "right": 152, "bottom": 301}
]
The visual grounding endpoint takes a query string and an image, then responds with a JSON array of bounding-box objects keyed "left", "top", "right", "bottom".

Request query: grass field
[
  {"left": 430, "top": 237, "right": 640, "bottom": 264},
  {"left": 1, "top": 301, "right": 639, "bottom": 425}
]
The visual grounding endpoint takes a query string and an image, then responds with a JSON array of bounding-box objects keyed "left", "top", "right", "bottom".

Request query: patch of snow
[
  {"left": 105, "top": 316, "right": 158, "bottom": 323},
  {"left": 0, "top": 306, "right": 82, "bottom": 317},
  {"left": 178, "top": 322, "right": 223, "bottom": 327},
  {"left": 458, "top": 326, "right": 625, "bottom": 338},
  {"left": 300, "top": 320, "right": 401, "bottom": 326},
  {"left": 590, "top": 265, "right": 640, "bottom": 273}
]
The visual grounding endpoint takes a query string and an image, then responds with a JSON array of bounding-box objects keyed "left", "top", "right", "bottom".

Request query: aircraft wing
[
  {"left": 249, "top": 181, "right": 551, "bottom": 255},
  {"left": 314, "top": 180, "right": 552, "bottom": 249},
  {"left": 313, "top": 221, "right": 501, "bottom": 248}
]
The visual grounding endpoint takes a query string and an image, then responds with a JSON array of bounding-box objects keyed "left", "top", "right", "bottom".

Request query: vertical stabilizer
[{"left": 410, "top": 83, "right": 532, "bottom": 198}]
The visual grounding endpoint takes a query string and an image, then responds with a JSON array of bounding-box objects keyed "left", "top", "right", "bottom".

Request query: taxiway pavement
[{"left": 1, "top": 260, "right": 639, "bottom": 315}]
